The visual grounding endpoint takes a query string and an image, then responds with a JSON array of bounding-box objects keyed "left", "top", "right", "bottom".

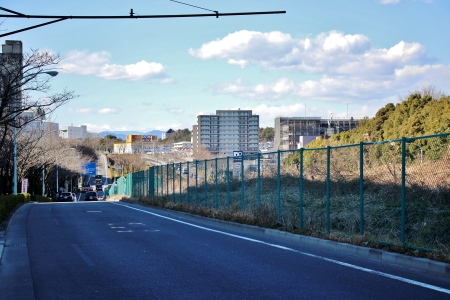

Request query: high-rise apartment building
[
  {"left": 1, "top": 40, "right": 23, "bottom": 114},
  {"left": 274, "top": 117, "right": 361, "bottom": 150},
  {"left": 192, "top": 109, "right": 259, "bottom": 157}
]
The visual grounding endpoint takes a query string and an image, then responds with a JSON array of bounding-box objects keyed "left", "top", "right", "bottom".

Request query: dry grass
[{"left": 122, "top": 140, "right": 450, "bottom": 263}]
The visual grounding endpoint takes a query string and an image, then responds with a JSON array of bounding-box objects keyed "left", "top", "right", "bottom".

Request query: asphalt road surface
[{"left": 1, "top": 201, "right": 449, "bottom": 300}]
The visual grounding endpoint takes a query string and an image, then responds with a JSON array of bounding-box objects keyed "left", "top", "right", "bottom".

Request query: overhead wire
[{"left": 168, "top": 0, "right": 216, "bottom": 13}]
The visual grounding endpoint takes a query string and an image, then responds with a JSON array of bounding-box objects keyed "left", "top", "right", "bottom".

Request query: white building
[
  {"left": 172, "top": 141, "right": 192, "bottom": 151},
  {"left": 59, "top": 124, "right": 100, "bottom": 140},
  {"left": 192, "top": 109, "right": 259, "bottom": 157}
]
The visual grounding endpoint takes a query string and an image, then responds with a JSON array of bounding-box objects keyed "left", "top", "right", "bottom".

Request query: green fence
[{"left": 109, "top": 133, "right": 450, "bottom": 253}]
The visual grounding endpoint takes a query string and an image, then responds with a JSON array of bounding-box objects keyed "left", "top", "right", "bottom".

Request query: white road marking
[{"left": 113, "top": 202, "right": 450, "bottom": 295}]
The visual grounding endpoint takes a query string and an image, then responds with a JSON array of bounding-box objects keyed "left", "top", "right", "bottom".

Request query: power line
[
  {"left": 0, "top": 6, "right": 285, "bottom": 38},
  {"left": 169, "top": 0, "right": 216, "bottom": 13}
]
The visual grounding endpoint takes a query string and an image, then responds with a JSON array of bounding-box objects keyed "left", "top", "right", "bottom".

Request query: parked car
[
  {"left": 60, "top": 192, "right": 74, "bottom": 202},
  {"left": 83, "top": 191, "right": 98, "bottom": 201}
]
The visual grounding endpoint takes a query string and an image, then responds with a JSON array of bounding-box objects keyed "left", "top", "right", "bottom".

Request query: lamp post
[{"left": 13, "top": 70, "right": 58, "bottom": 195}]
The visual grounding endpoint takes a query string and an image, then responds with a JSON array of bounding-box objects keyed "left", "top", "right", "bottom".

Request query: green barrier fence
[{"left": 109, "top": 133, "right": 450, "bottom": 253}]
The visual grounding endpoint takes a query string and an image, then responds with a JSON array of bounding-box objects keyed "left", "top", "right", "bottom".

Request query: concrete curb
[
  {"left": 137, "top": 202, "right": 450, "bottom": 278},
  {"left": 0, "top": 230, "right": 4, "bottom": 262}
]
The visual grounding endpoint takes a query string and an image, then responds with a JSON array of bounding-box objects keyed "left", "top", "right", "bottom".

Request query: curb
[
  {"left": 134, "top": 202, "right": 450, "bottom": 278},
  {"left": 0, "top": 230, "right": 4, "bottom": 262}
]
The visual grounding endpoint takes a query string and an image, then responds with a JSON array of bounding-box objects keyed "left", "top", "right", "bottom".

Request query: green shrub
[{"left": 0, "top": 194, "right": 51, "bottom": 225}]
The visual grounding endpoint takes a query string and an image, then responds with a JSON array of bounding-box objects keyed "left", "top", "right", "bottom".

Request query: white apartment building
[{"left": 192, "top": 109, "right": 259, "bottom": 157}]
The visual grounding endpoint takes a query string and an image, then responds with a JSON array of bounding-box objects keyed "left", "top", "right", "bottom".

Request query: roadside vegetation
[{"left": 112, "top": 87, "right": 450, "bottom": 263}]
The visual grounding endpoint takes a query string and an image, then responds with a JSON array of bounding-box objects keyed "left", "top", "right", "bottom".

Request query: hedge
[{"left": 0, "top": 194, "right": 52, "bottom": 225}]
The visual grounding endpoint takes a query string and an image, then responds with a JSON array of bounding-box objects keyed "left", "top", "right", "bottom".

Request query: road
[{"left": 1, "top": 201, "right": 449, "bottom": 299}]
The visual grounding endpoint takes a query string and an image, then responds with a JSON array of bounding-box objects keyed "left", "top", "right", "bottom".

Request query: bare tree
[{"left": 0, "top": 49, "right": 77, "bottom": 149}]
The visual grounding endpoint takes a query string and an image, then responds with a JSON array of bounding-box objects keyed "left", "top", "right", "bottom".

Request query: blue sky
[{"left": 2, "top": 0, "right": 449, "bottom": 132}]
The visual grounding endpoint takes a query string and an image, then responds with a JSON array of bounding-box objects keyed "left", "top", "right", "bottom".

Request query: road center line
[{"left": 113, "top": 202, "right": 450, "bottom": 295}]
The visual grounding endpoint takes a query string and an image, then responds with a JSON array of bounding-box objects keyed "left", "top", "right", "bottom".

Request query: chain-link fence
[{"left": 108, "top": 133, "right": 450, "bottom": 253}]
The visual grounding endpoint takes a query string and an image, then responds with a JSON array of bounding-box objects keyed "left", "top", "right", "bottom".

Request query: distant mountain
[{"left": 100, "top": 130, "right": 164, "bottom": 140}]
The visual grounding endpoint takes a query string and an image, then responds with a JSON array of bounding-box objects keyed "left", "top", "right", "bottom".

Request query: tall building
[
  {"left": 1, "top": 40, "right": 23, "bottom": 115},
  {"left": 274, "top": 117, "right": 361, "bottom": 150},
  {"left": 192, "top": 109, "right": 259, "bottom": 157}
]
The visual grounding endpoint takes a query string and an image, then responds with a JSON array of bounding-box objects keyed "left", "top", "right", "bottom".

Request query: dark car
[
  {"left": 60, "top": 192, "right": 74, "bottom": 202},
  {"left": 96, "top": 184, "right": 103, "bottom": 192},
  {"left": 83, "top": 191, "right": 98, "bottom": 201}
]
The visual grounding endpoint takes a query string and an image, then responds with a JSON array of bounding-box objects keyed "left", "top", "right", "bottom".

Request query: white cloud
[
  {"left": 211, "top": 63, "right": 450, "bottom": 103},
  {"left": 377, "top": 0, "right": 400, "bottom": 4},
  {"left": 98, "top": 108, "right": 119, "bottom": 114},
  {"left": 195, "top": 30, "right": 448, "bottom": 104},
  {"left": 82, "top": 123, "right": 129, "bottom": 133},
  {"left": 377, "top": 0, "right": 433, "bottom": 4},
  {"left": 212, "top": 77, "right": 393, "bottom": 101},
  {"left": 168, "top": 108, "right": 185, "bottom": 114},
  {"left": 189, "top": 30, "right": 432, "bottom": 78},
  {"left": 159, "top": 78, "right": 175, "bottom": 84},
  {"left": 60, "top": 50, "right": 169, "bottom": 81},
  {"left": 75, "top": 108, "right": 93, "bottom": 114}
]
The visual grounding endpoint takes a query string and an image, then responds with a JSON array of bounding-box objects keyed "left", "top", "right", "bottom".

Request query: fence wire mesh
[{"left": 109, "top": 133, "right": 450, "bottom": 253}]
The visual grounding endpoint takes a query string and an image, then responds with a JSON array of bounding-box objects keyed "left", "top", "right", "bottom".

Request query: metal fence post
[
  {"left": 326, "top": 146, "right": 331, "bottom": 234},
  {"left": 299, "top": 148, "right": 304, "bottom": 229},
  {"left": 156, "top": 166, "right": 159, "bottom": 197},
  {"left": 359, "top": 142, "right": 364, "bottom": 235},
  {"left": 227, "top": 156, "right": 230, "bottom": 209},
  {"left": 204, "top": 159, "right": 207, "bottom": 206},
  {"left": 149, "top": 167, "right": 154, "bottom": 197},
  {"left": 277, "top": 150, "right": 281, "bottom": 223},
  {"left": 401, "top": 137, "right": 406, "bottom": 246},
  {"left": 257, "top": 152, "right": 261, "bottom": 210},
  {"left": 166, "top": 164, "right": 169, "bottom": 197},
  {"left": 172, "top": 163, "right": 175, "bottom": 203},
  {"left": 179, "top": 162, "right": 182, "bottom": 203},
  {"left": 241, "top": 154, "right": 245, "bottom": 210},
  {"left": 187, "top": 162, "right": 190, "bottom": 204},
  {"left": 215, "top": 158, "right": 218, "bottom": 210},
  {"left": 195, "top": 160, "right": 198, "bottom": 206}
]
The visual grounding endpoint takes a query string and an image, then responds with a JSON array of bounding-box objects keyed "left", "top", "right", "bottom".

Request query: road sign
[
  {"left": 82, "top": 162, "right": 96, "bottom": 176},
  {"left": 233, "top": 150, "right": 243, "bottom": 162}
]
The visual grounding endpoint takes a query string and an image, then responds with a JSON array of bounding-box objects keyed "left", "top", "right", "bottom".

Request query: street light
[{"left": 13, "top": 70, "right": 58, "bottom": 195}]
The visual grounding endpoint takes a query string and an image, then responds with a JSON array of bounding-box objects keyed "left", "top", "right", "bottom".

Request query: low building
[
  {"left": 274, "top": 117, "right": 361, "bottom": 150},
  {"left": 161, "top": 128, "right": 175, "bottom": 140},
  {"left": 172, "top": 141, "right": 192, "bottom": 151},
  {"left": 113, "top": 134, "right": 157, "bottom": 154},
  {"left": 59, "top": 124, "right": 100, "bottom": 140}
]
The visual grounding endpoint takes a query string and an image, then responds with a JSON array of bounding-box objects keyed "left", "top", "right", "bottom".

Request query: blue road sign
[
  {"left": 82, "top": 162, "right": 96, "bottom": 176},
  {"left": 233, "top": 150, "right": 243, "bottom": 162}
]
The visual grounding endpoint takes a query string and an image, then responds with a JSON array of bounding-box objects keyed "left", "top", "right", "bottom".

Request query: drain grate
[{"left": 5, "top": 244, "right": 26, "bottom": 247}]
